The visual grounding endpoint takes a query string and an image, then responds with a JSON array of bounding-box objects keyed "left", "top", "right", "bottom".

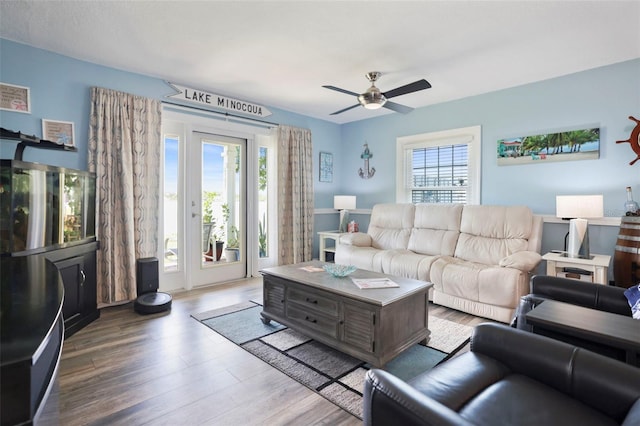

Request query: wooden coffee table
[{"left": 260, "top": 261, "right": 433, "bottom": 367}]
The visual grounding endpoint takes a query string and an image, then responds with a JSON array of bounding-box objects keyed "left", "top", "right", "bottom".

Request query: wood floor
[{"left": 45, "top": 278, "right": 490, "bottom": 425}]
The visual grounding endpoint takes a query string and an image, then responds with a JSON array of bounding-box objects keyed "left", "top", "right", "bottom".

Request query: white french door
[
  {"left": 159, "top": 106, "right": 277, "bottom": 292},
  {"left": 188, "top": 132, "right": 247, "bottom": 286}
]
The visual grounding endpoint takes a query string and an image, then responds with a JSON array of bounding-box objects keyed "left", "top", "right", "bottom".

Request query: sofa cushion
[
  {"left": 458, "top": 374, "right": 618, "bottom": 426},
  {"left": 430, "top": 256, "right": 529, "bottom": 307},
  {"left": 408, "top": 204, "right": 462, "bottom": 256},
  {"left": 368, "top": 203, "right": 415, "bottom": 250},
  {"left": 409, "top": 352, "right": 510, "bottom": 411},
  {"left": 378, "top": 249, "right": 438, "bottom": 282},
  {"left": 455, "top": 205, "right": 534, "bottom": 265},
  {"left": 335, "top": 245, "right": 384, "bottom": 273}
]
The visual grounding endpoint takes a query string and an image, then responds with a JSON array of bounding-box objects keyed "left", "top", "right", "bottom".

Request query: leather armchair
[
  {"left": 363, "top": 323, "right": 640, "bottom": 426},
  {"left": 514, "top": 275, "right": 632, "bottom": 361}
]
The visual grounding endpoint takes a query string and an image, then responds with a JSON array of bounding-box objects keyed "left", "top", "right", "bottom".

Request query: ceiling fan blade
[
  {"left": 383, "top": 79, "right": 431, "bottom": 99},
  {"left": 322, "top": 85, "right": 360, "bottom": 97},
  {"left": 330, "top": 104, "right": 360, "bottom": 115},
  {"left": 383, "top": 101, "right": 414, "bottom": 114}
]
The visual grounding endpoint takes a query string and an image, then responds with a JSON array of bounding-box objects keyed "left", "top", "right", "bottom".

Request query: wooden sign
[{"left": 166, "top": 82, "right": 272, "bottom": 118}]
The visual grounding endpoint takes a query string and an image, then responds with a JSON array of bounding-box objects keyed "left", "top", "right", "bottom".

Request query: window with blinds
[
  {"left": 396, "top": 126, "right": 481, "bottom": 205},
  {"left": 410, "top": 144, "right": 468, "bottom": 204}
]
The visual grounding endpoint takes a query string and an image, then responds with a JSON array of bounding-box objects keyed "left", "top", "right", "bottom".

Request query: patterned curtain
[
  {"left": 88, "top": 87, "right": 161, "bottom": 306},
  {"left": 277, "top": 125, "right": 314, "bottom": 265}
]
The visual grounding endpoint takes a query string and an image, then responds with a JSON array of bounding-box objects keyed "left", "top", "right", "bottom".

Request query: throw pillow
[{"left": 623, "top": 284, "right": 640, "bottom": 319}]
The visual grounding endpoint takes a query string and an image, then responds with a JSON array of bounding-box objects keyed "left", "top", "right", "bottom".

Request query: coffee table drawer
[
  {"left": 288, "top": 287, "right": 339, "bottom": 317},
  {"left": 287, "top": 303, "right": 339, "bottom": 338}
]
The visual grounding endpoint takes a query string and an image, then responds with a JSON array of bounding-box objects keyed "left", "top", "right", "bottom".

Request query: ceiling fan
[{"left": 323, "top": 71, "right": 431, "bottom": 115}]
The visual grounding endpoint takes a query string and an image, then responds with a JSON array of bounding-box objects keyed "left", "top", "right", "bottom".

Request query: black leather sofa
[
  {"left": 514, "top": 275, "right": 633, "bottom": 362},
  {"left": 363, "top": 323, "right": 640, "bottom": 426}
]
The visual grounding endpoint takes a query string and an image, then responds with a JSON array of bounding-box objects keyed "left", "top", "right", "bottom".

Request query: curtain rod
[{"left": 162, "top": 101, "right": 279, "bottom": 128}]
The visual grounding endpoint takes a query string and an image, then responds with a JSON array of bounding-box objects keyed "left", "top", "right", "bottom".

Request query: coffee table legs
[{"left": 260, "top": 312, "right": 272, "bottom": 325}]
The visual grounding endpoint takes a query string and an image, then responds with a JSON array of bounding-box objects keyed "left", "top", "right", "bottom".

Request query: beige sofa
[{"left": 335, "top": 203, "right": 543, "bottom": 323}]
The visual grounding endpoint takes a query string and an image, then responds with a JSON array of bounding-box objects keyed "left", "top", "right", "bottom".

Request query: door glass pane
[
  {"left": 258, "top": 146, "right": 268, "bottom": 258},
  {"left": 164, "top": 136, "right": 179, "bottom": 271},
  {"left": 201, "top": 139, "right": 242, "bottom": 265}
]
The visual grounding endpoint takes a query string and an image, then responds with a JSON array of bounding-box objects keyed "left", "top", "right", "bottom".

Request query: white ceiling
[{"left": 1, "top": 1, "right": 639, "bottom": 124}]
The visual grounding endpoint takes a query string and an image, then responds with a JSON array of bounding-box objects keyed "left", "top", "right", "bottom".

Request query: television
[{"left": 0, "top": 160, "right": 96, "bottom": 256}]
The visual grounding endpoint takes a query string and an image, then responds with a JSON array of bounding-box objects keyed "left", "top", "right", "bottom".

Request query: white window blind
[
  {"left": 410, "top": 143, "right": 468, "bottom": 203},
  {"left": 396, "top": 126, "right": 481, "bottom": 204}
]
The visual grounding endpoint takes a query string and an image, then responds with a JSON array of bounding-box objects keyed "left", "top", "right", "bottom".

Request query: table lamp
[
  {"left": 556, "top": 195, "right": 603, "bottom": 258},
  {"left": 334, "top": 195, "right": 356, "bottom": 233}
]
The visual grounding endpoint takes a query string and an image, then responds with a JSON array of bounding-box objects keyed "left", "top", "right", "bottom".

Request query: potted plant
[
  {"left": 224, "top": 226, "right": 240, "bottom": 262},
  {"left": 259, "top": 214, "right": 267, "bottom": 257},
  {"left": 211, "top": 230, "right": 224, "bottom": 261}
]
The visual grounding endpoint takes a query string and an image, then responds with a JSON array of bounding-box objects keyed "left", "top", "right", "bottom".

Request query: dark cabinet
[
  {"left": 57, "top": 256, "right": 86, "bottom": 323},
  {"left": 44, "top": 242, "right": 99, "bottom": 338}
]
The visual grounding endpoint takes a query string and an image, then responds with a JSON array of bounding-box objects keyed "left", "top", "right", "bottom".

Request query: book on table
[{"left": 351, "top": 277, "right": 399, "bottom": 289}]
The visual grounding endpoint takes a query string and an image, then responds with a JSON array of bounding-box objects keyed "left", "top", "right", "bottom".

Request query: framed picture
[
  {"left": 0, "top": 82, "right": 31, "bottom": 113},
  {"left": 319, "top": 151, "right": 333, "bottom": 182},
  {"left": 42, "top": 119, "right": 75, "bottom": 146},
  {"left": 497, "top": 126, "right": 600, "bottom": 166}
]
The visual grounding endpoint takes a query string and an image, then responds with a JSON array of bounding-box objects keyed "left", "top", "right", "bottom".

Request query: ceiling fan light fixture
[
  {"left": 325, "top": 71, "right": 430, "bottom": 115},
  {"left": 358, "top": 87, "right": 387, "bottom": 109},
  {"left": 363, "top": 101, "right": 384, "bottom": 110}
]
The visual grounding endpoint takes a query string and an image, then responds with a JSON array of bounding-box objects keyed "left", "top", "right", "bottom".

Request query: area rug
[{"left": 192, "top": 302, "right": 472, "bottom": 419}]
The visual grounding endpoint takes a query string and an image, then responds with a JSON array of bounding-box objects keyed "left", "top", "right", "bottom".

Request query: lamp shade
[
  {"left": 556, "top": 195, "right": 604, "bottom": 219},
  {"left": 334, "top": 195, "right": 356, "bottom": 210}
]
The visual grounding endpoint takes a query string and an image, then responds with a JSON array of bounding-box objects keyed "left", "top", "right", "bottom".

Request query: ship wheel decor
[
  {"left": 616, "top": 116, "right": 640, "bottom": 165},
  {"left": 358, "top": 143, "right": 376, "bottom": 179}
]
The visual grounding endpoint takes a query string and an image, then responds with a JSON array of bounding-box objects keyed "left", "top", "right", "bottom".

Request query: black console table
[
  {"left": 1, "top": 256, "right": 65, "bottom": 425},
  {"left": 526, "top": 300, "right": 640, "bottom": 366}
]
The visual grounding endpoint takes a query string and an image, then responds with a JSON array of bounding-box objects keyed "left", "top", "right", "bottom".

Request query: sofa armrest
[
  {"left": 498, "top": 251, "right": 541, "bottom": 271},
  {"left": 339, "top": 232, "right": 372, "bottom": 247},
  {"left": 513, "top": 294, "right": 546, "bottom": 330},
  {"left": 530, "top": 275, "right": 631, "bottom": 316},
  {"left": 363, "top": 369, "right": 473, "bottom": 426},
  {"left": 471, "top": 323, "right": 640, "bottom": 422}
]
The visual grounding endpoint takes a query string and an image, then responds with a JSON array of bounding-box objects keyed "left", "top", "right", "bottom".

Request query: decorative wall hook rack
[{"left": 358, "top": 143, "right": 376, "bottom": 179}]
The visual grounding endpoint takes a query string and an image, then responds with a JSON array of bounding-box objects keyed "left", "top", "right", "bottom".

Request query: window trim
[{"left": 396, "top": 125, "right": 482, "bottom": 204}]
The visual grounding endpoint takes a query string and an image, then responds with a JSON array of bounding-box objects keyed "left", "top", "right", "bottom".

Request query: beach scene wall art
[{"left": 497, "top": 127, "right": 600, "bottom": 166}]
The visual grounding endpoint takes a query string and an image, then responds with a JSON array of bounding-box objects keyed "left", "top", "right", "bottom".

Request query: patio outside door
[
  {"left": 188, "top": 132, "right": 247, "bottom": 286},
  {"left": 161, "top": 106, "right": 278, "bottom": 292},
  {"left": 161, "top": 124, "right": 247, "bottom": 289}
]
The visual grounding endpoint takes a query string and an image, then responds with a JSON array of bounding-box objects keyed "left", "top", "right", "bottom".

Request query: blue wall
[
  {"left": 0, "top": 39, "right": 343, "bottom": 209},
  {"left": 338, "top": 59, "right": 639, "bottom": 215},
  {"left": 334, "top": 59, "right": 639, "bottom": 278},
  {"left": 2, "top": 39, "right": 639, "bottom": 276}
]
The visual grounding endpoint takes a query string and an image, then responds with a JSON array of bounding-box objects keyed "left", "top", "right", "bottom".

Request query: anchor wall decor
[{"left": 358, "top": 143, "right": 376, "bottom": 179}]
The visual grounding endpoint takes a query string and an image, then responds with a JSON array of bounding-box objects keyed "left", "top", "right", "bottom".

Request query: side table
[
  {"left": 542, "top": 252, "right": 611, "bottom": 285},
  {"left": 526, "top": 299, "right": 639, "bottom": 366},
  {"left": 318, "top": 230, "right": 342, "bottom": 262}
]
